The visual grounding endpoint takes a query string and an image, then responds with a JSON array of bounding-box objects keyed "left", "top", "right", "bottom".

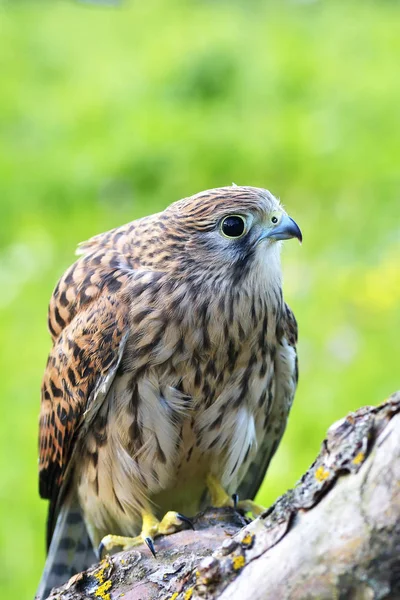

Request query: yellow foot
[
  {"left": 99, "top": 510, "right": 193, "bottom": 558},
  {"left": 234, "top": 499, "right": 265, "bottom": 517},
  {"left": 206, "top": 474, "right": 266, "bottom": 517}
]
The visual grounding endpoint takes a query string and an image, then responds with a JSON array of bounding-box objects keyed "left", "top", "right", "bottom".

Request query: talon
[
  {"left": 232, "top": 493, "right": 239, "bottom": 509},
  {"left": 144, "top": 536, "right": 157, "bottom": 557},
  {"left": 98, "top": 541, "right": 105, "bottom": 559},
  {"left": 176, "top": 513, "right": 195, "bottom": 530}
]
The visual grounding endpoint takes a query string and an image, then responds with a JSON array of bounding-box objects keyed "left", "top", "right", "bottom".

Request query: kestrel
[{"left": 37, "top": 186, "right": 301, "bottom": 598}]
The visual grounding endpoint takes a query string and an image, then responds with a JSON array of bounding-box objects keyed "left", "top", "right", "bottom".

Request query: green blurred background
[{"left": 0, "top": 0, "right": 399, "bottom": 597}]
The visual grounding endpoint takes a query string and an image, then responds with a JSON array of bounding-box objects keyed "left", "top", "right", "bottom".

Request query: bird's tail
[{"left": 36, "top": 494, "right": 97, "bottom": 599}]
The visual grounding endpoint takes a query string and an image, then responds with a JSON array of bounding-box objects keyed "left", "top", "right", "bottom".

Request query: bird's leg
[
  {"left": 207, "top": 473, "right": 234, "bottom": 507},
  {"left": 234, "top": 499, "right": 265, "bottom": 516},
  {"left": 206, "top": 474, "right": 266, "bottom": 517},
  {"left": 99, "top": 509, "right": 193, "bottom": 558}
]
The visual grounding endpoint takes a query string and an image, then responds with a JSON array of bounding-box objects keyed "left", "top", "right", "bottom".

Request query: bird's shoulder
[{"left": 47, "top": 217, "right": 152, "bottom": 342}]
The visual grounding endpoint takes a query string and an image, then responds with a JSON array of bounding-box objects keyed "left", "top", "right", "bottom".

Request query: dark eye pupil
[
  {"left": 271, "top": 216, "right": 278, "bottom": 224},
  {"left": 222, "top": 216, "right": 245, "bottom": 238}
]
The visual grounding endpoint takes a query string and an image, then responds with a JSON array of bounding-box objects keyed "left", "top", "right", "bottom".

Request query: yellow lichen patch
[
  {"left": 353, "top": 452, "right": 365, "bottom": 465},
  {"left": 95, "top": 580, "right": 112, "bottom": 600},
  {"left": 241, "top": 533, "right": 254, "bottom": 548},
  {"left": 184, "top": 588, "right": 193, "bottom": 600},
  {"left": 315, "top": 466, "right": 330, "bottom": 482},
  {"left": 93, "top": 560, "right": 112, "bottom": 600},
  {"left": 232, "top": 555, "right": 246, "bottom": 571},
  {"left": 93, "top": 560, "right": 110, "bottom": 583},
  {"left": 169, "top": 594, "right": 179, "bottom": 600}
]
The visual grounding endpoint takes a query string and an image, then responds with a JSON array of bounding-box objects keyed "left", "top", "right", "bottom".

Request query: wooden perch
[{"left": 45, "top": 391, "right": 400, "bottom": 600}]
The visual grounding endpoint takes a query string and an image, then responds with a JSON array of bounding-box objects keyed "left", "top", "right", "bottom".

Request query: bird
[{"left": 37, "top": 185, "right": 301, "bottom": 598}]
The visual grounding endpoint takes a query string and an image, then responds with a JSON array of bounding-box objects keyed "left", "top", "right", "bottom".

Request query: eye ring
[{"left": 220, "top": 215, "right": 247, "bottom": 239}]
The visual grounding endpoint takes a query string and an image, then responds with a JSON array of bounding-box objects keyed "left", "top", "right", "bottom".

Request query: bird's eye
[
  {"left": 220, "top": 215, "right": 247, "bottom": 239},
  {"left": 270, "top": 211, "right": 281, "bottom": 225}
]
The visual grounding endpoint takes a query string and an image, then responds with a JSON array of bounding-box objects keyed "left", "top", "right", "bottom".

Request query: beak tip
[{"left": 289, "top": 216, "right": 302, "bottom": 244}]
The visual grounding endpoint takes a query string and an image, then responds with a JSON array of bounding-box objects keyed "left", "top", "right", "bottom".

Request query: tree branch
[{"left": 46, "top": 391, "right": 400, "bottom": 600}]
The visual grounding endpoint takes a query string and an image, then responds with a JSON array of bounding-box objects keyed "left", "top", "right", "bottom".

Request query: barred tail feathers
[{"left": 36, "top": 497, "right": 96, "bottom": 599}]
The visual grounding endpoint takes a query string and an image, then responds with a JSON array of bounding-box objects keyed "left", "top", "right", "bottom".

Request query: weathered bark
[{"left": 47, "top": 391, "right": 400, "bottom": 600}]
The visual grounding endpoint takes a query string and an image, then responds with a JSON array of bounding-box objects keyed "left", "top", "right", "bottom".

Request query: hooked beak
[{"left": 263, "top": 214, "right": 302, "bottom": 243}]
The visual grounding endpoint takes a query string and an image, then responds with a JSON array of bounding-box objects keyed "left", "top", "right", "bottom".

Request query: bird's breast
[{"left": 77, "top": 311, "right": 278, "bottom": 539}]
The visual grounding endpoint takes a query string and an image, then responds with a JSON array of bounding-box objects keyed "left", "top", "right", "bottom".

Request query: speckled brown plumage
[{"left": 38, "top": 185, "right": 300, "bottom": 595}]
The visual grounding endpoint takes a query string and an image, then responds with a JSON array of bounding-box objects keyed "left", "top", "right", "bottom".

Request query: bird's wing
[
  {"left": 238, "top": 303, "right": 299, "bottom": 501},
  {"left": 39, "top": 246, "right": 135, "bottom": 547}
]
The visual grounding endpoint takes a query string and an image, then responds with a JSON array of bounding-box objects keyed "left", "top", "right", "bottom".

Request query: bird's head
[{"left": 162, "top": 186, "right": 301, "bottom": 289}]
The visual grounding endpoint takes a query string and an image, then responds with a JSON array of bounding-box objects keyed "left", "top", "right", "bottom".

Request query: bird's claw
[
  {"left": 176, "top": 512, "right": 195, "bottom": 530},
  {"left": 97, "top": 540, "right": 106, "bottom": 559},
  {"left": 98, "top": 509, "right": 195, "bottom": 559},
  {"left": 144, "top": 536, "right": 157, "bottom": 557}
]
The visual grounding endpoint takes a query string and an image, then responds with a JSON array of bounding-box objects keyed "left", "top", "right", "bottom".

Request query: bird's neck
[{"left": 170, "top": 252, "right": 284, "bottom": 348}]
